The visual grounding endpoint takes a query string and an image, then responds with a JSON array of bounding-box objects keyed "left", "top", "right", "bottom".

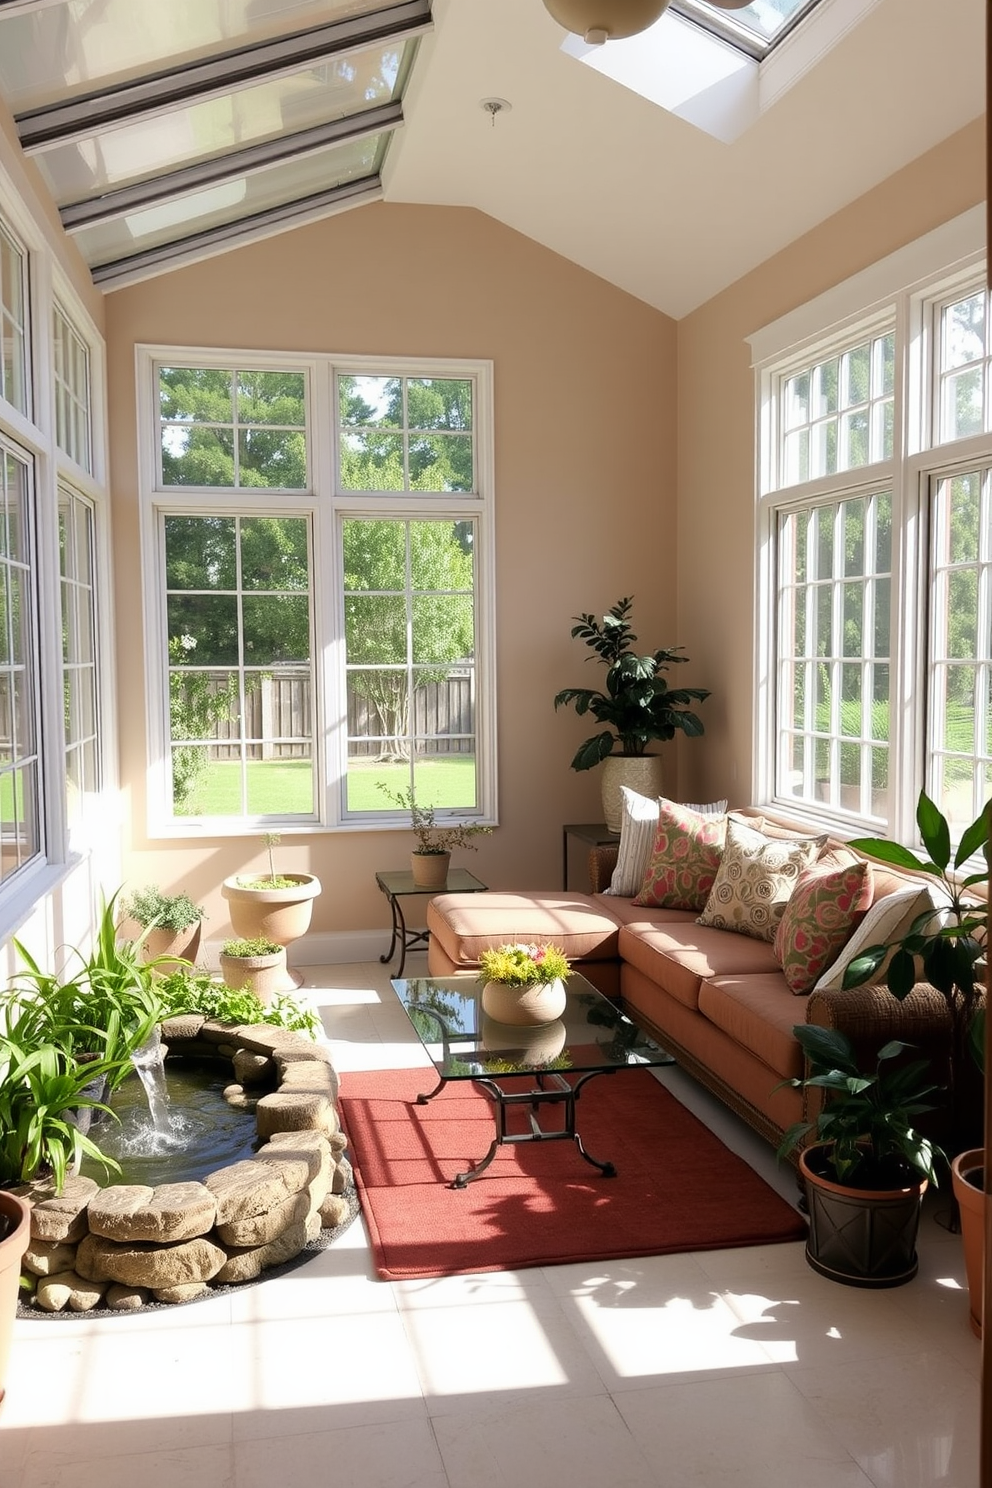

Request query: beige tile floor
[{"left": 1, "top": 958, "right": 983, "bottom": 1488}]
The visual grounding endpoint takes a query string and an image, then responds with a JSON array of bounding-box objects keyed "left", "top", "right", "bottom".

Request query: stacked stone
[{"left": 16, "top": 1019, "right": 354, "bottom": 1312}]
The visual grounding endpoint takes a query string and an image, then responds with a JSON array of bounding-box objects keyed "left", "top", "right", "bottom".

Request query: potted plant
[
  {"left": 951, "top": 1014, "right": 985, "bottom": 1335},
  {"left": 218, "top": 937, "right": 289, "bottom": 1003},
  {"left": 778, "top": 1023, "right": 944, "bottom": 1287},
  {"left": 222, "top": 833, "right": 321, "bottom": 967},
  {"left": 477, "top": 942, "right": 571, "bottom": 1025},
  {"left": 119, "top": 885, "right": 205, "bottom": 967},
  {"left": 0, "top": 1189, "right": 31, "bottom": 1412},
  {"left": 378, "top": 783, "right": 492, "bottom": 888},
  {"left": 553, "top": 596, "right": 710, "bottom": 831},
  {"left": 842, "top": 791, "right": 989, "bottom": 1158}
]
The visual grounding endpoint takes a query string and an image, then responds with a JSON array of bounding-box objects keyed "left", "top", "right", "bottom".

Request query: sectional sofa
[{"left": 425, "top": 805, "right": 958, "bottom": 1155}]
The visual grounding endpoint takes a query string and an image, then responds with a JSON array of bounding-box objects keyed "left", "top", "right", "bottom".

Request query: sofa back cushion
[
  {"left": 696, "top": 815, "right": 826, "bottom": 943},
  {"left": 632, "top": 799, "right": 729, "bottom": 910},
  {"left": 774, "top": 858, "right": 875, "bottom": 994}
]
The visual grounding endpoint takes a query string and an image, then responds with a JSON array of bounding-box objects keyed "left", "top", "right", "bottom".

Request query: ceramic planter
[
  {"left": 219, "top": 946, "right": 290, "bottom": 1003},
  {"left": 481, "top": 977, "right": 567, "bottom": 1026},
  {"left": 799, "top": 1145, "right": 926, "bottom": 1288},
  {"left": 0, "top": 1190, "right": 31, "bottom": 1412},
  {"left": 482, "top": 1015, "right": 567, "bottom": 1065},
  {"left": 951, "top": 1148, "right": 984, "bottom": 1337},
  {"left": 411, "top": 851, "right": 450, "bottom": 889},
  {"left": 221, "top": 873, "right": 321, "bottom": 948}
]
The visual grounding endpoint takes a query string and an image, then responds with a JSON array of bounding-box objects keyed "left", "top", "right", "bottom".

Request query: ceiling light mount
[
  {"left": 542, "top": 0, "right": 671, "bottom": 44},
  {"left": 480, "top": 97, "right": 512, "bottom": 126}
]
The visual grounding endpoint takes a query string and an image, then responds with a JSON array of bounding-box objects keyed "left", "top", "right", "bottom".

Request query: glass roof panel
[
  {"left": 671, "top": 0, "right": 823, "bottom": 54},
  {"left": 34, "top": 41, "right": 405, "bottom": 205},
  {"left": 0, "top": 0, "right": 381, "bottom": 112},
  {"left": 72, "top": 133, "right": 384, "bottom": 268}
]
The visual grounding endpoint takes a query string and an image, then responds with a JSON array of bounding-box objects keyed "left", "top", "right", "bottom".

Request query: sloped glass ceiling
[{"left": 0, "top": 0, "right": 430, "bottom": 287}]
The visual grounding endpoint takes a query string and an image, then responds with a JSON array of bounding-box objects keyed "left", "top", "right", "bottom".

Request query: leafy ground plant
[
  {"left": 0, "top": 1036, "right": 121, "bottom": 1191},
  {"left": 154, "top": 969, "right": 321, "bottom": 1038}
]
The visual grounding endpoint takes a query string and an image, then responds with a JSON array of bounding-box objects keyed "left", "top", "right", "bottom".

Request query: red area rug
[{"left": 338, "top": 1066, "right": 807, "bottom": 1280}]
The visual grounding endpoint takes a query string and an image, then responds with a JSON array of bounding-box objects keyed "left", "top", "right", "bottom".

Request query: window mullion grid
[
  {"left": 979, "top": 468, "right": 992, "bottom": 809},
  {"left": 234, "top": 514, "right": 248, "bottom": 818},
  {"left": 773, "top": 514, "right": 794, "bottom": 799}
]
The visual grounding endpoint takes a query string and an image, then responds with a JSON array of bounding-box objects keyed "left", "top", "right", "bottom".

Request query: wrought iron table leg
[
  {"left": 379, "top": 891, "right": 402, "bottom": 970},
  {"left": 416, "top": 1073, "right": 448, "bottom": 1104}
]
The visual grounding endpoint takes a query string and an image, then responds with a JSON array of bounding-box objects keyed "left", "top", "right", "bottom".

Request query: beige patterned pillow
[{"left": 696, "top": 815, "right": 827, "bottom": 942}]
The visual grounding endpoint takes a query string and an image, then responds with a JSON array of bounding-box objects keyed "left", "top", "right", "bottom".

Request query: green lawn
[{"left": 177, "top": 757, "right": 477, "bottom": 816}]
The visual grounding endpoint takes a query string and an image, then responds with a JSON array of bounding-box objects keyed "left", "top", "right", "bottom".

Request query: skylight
[
  {"left": 671, "top": 0, "right": 824, "bottom": 59},
  {"left": 0, "top": 0, "right": 431, "bottom": 288}
]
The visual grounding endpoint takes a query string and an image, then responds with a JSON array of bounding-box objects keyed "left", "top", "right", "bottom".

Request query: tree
[{"left": 343, "top": 518, "right": 475, "bottom": 760}]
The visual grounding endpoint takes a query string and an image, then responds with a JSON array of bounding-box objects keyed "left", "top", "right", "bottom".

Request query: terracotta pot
[
  {"left": 411, "top": 851, "right": 450, "bottom": 889},
  {"left": 142, "top": 921, "right": 202, "bottom": 969},
  {"left": 0, "top": 1190, "right": 31, "bottom": 1413},
  {"left": 219, "top": 947, "right": 290, "bottom": 1003},
  {"left": 600, "top": 754, "right": 664, "bottom": 833},
  {"left": 799, "top": 1146, "right": 926, "bottom": 1288},
  {"left": 221, "top": 873, "right": 321, "bottom": 946},
  {"left": 481, "top": 977, "right": 567, "bottom": 1026},
  {"left": 951, "top": 1148, "right": 984, "bottom": 1337}
]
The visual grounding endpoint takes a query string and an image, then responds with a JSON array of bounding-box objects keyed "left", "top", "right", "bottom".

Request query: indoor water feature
[{"left": 82, "top": 1042, "right": 261, "bottom": 1188}]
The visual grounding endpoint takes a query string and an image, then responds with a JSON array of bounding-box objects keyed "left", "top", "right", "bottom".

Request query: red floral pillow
[
  {"left": 774, "top": 859, "right": 875, "bottom": 995},
  {"left": 632, "top": 800, "right": 727, "bottom": 910}
]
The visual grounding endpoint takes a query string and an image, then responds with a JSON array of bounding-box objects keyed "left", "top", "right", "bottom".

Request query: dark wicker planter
[{"left": 799, "top": 1146, "right": 927, "bottom": 1289}]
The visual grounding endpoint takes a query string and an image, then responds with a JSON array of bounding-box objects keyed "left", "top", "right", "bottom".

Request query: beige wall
[
  {"left": 104, "top": 204, "right": 678, "bottom": 949},
  {"left": 675, "top": 119, "right": 985, "bottom": 809}
]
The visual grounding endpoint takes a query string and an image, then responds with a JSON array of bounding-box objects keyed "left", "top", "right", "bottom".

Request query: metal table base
[{"left": 416, "top": 1068, "right": 618, "bottom": 1188}]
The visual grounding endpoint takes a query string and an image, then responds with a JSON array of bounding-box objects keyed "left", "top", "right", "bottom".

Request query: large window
[
  {"left": 0, "top": 442, "right": 40, "bottom": 882},
  {"left": 59, "top": 487, "right": 100, "bottom": 824},
  {"left": 0, "top": 222, "right": 27, "bottom": 416},
  {"left": 143, "top": 351, "right": 494, "bottom": 834},
  {"left": 756, "top": 214, "right": 991, "bottom": 850},
  {"left": 53, "top": 305, "right": 92, "bottom": 472}
]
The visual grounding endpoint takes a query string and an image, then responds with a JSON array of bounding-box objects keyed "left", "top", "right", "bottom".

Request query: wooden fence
[{"left": 208, "top": 671, "right": 473, "bottom": 759}]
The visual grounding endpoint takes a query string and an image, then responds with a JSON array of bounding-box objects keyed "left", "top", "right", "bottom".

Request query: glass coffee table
[{"left": 392, "top": 972, "right": 674, "bottom": 1188}]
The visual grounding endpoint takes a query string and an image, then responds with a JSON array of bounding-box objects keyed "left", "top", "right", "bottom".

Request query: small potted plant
[
  {"left": 218, "top": 936, "right": 289, "bottom": 1004},
  {"left": 222, "top": 833, "right": 321, "bottom": 962},
  {"left": 777, "top": 1023, "right": 944, "bottom": 1287},
  {"left": 553, "top": 596, "right": 710, "bottom": 831},
  {"left": 119, "top": 885, "right": 205, "bottom": 967},
  {"left": 477, "top": 942, "right": 571, "bottom": 1026},
  {"left": 378, "top": 783, "right": 492, "bottom": 888}
]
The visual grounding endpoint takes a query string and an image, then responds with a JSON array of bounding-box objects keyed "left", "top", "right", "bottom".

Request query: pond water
[{"left": 80, "top": 1059, "right": 261, "bottom": 1188}]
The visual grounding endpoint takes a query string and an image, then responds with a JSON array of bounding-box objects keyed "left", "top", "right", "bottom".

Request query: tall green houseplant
[{"left": 554, "top": 596, "right": 709, "bottom": 769}]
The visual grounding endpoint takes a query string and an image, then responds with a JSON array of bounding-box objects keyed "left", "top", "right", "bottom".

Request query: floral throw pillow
[
  {"left": 607, "top": 790, "right": 729, "bottom": 897},
  {"left": 773, "top": 859, "right": 875, "bottom": 994},
  {"left": 632, "top": 800, "right": 728, "bottom": 910},
  {"left": 696, "top": 815, "right": 826, "bottom": 942}
]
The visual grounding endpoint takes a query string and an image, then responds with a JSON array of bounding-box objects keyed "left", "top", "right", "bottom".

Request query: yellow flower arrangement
[{"left": 478, "top": 943, "right": 571, "bottom": 987}]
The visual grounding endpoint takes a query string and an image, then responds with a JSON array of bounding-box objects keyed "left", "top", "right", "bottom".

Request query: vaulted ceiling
[{"left": 0, "top": 0, "right": 983, "bottom": 317}]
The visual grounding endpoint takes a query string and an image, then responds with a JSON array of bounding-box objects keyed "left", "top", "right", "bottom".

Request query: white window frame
[
  {"left": 137, "top": 346, "right": 497, "bottom": 839},
  {"left": 0, "top": 164, "right": 114, "bottom": 939},
  {"left": 750, "top": 205, "right": 989, "bottom": 852}
]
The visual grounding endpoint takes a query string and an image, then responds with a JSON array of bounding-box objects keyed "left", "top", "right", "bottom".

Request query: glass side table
[{"left": 376, "top": 868, "right": 488, "bottom": 976}]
